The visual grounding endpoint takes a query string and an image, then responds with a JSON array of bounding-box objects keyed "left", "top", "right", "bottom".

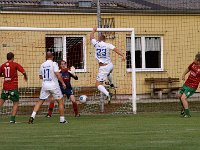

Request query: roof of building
[{"left": 1, "top": 0, "right": 200, "bottom": 14}]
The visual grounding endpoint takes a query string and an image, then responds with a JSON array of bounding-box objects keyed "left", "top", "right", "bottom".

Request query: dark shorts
[
  {"left": 61, "top": 88, "right": 74, "bottom": 99},
  {"left": 1, "top": 89, "right": 20, "bottom": 102},
  {"left": 179, "top": 84, "right": 196, "bottom": 98}
]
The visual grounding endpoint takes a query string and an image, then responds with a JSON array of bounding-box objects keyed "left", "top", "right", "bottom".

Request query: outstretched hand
[
  {"left": 93, "top": 27, "right": 97, "bottom": 32},
  {"left": 68, "top": 66, "right": 76, "bottom": 75},
  {"left": 122, "top": 56, "right": 126, "bottom": 61}
]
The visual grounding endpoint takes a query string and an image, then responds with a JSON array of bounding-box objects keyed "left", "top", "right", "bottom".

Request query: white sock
[
  {"left": 107, "top": 74, "right": 113, "bottom": 84},
  {"left": 31, "top": 111, "right": 36, "bottom": 119},
  {"left": 98, "top": 85, "right": 109, "bottom": 96},
  {"left": 60, "top": 116, "right": 65, "bottom": 122}
]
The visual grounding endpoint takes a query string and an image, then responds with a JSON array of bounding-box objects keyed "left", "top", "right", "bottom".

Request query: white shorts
[
  {"left": 39, "top": 87, "right": 63, "bottom": 100},
  {"left": 96, "top": 63, "right": 113, "bottom": 82}
]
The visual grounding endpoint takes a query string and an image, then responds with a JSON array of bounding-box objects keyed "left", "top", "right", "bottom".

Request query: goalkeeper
[
  {"left": 178, "top": 53, "right": 200, "bottom": 117},
  {"left": 46, "top": 60, "right": 80, "bottom": 117}
]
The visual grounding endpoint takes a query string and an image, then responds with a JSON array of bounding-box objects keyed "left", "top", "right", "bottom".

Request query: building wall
[{"left": 1, "top": 13, "right": 200, "bottom": 95}]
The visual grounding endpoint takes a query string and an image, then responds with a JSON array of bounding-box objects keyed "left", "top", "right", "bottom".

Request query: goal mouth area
[{"left": 0, "top": 27, "right": 136, "bottom": 114}]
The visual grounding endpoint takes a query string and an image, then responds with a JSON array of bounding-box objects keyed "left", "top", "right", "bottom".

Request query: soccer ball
[{"left": 79, "top": 95, "right": 87, "bottom": 103}]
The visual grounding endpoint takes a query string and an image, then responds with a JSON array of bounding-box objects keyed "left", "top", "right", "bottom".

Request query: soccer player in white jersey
[
  {"left": 28, "top": 52, "right": 68, "bottom": 124},
  {"left": 90, "top": 27, "right": 126, "bottom": 103}
]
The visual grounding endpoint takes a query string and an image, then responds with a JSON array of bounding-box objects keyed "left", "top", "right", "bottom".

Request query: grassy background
[{"left": 0, "top": 113, "right": 200, "bottom": 150}]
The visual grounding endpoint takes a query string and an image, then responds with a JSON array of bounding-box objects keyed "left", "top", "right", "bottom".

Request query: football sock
[
  {"left": 10, "top": 116, "right": 15, "bottom": 122},
  {"left": 184, "top": 109, "right": 190, "bottom": 115},
  {"left": 60, "top": 116, "right": 65, "bottom": 122},
  {"left": 31, "top": 111, "right": 37, "bottom": 119},
  {"left": 72, "top": 101, "right": 78, "bottom": 116},
  {"left": 107, "top": 74, "right": 113, "bottom": 85},
  {"left": 48, "top": 102, "right": 55, "bottom": 116},
  {"left": 98, "top": 85, "right": 109, "bottom": 96}
]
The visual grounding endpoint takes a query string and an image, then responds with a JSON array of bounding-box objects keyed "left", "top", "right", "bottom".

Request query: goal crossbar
[
  {"left": 0, "top": 27, "right": 134, "bottom": 32},
  {"left": 0, "top": 26, "right": 137, "bottom": 114}
]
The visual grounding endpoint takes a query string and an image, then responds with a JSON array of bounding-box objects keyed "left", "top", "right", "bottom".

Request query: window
[
  {"left": 126, "top": 36, "right": 163, "bottom": 71},
  {"left": 45, "top": 36, "right": 86, "bottom": 72}
]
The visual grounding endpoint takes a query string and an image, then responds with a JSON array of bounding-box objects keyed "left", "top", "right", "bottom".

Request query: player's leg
[
  {"left": 107, "top": 70, "right": 114, "bottom": 87},
  {"left": 69, "top": 94, "right": 80, "bottom": 117},
  {"left": 28, "top": 100, "right": 45, "bottom": 123},
  {"left": 0, "top": 90, "right": 8, "bottom": 107},
  {"left": 96, "top": 65, "right": 111, "bottom": 96},
  {"left": 180, "top": 94, "right": 190, "bottom": 117},
  {"left": 28, "top": 88, "right": 48, "bottom": 124},
  {"left": 178, "top": 94, "right": 185, "bottom": 115},
  {"left": 0, "top": 99, "right": 5, "bottom": 107},
  {"left": 9, "top": 90, "right": 20, "bottom": 123},
  {"left": 96, "top": 63, "right": 114, "bottom": 103},
  {"left": 178, "top": 85, "right": 187, "bottom": 116},
  {"left": 10, "top": 102, "right": 19, "bottom": 123},
  {"left": 180, "top": 86, "right": 196, "bottom": 117},
  {"left": 46, "top": 95, "right": 55, "bottom": 117},
  {"left": 52, "top": 88, "right": 68, "bottom": 123}
]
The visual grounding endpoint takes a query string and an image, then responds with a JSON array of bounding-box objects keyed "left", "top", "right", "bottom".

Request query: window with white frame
[
  {"left": 45, "top": 36, "right": 86, "bottom": 72},
  {"left": 126, "top": 36, "right": 163, "bottom": 71}
]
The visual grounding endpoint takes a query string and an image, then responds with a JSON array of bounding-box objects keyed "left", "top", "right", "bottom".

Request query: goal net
[{"left": 0, "top": 27, "right": 136, "bottom": 116}]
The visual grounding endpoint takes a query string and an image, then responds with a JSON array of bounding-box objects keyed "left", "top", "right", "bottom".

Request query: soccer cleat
[
  {"left": 110, "top": 84, "right": 115, "bottom": 88},
  {"left": 107, "top": 92, "right": 113, "bottom": 104},
  {"left": 10, "top": 121, "right": 16, "bottom": 124},
  {"left": 60, "top": 120, "right": 69, "bottom": 124},
  {"left": 45, "top": 114, "right": 52, "bottom": 118},
  {"left": 75, "top": 114, "right": 81, "bottom": 118},
  {"left": 28, "top": 117, "right": 34, "bottom": 124},
  {"left": 180, "top": 110, "right": 185, "bottom": 116},
  {"left": 183, "top": 114, "right": 191, "bottom": 118}
]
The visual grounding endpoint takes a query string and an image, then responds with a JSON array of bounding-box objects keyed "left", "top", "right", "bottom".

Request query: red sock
[
  {"left": 48, "top": 102, "right": 55, "bottom": 116},
  {"left": 72, "top": 101, "right": 78, "bottom": 116}
]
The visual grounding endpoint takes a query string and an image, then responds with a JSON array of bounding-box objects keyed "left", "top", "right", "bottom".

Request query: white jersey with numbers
[
  {"left": 39, "top": 60, "right": 60, "bottom": 90},
  {"left": 91, "top": 39, "right": 115, "bottom": 64}
]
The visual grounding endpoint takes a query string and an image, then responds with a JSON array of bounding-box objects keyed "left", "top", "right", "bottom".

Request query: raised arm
[
  {"left": 90, "top": 27, "right": 97, "bottom": 41},
  {"left": 113, "top": 48, "right": 126, "bottom": 61},
  {"left": 68, "top": 66, "right": 78, "bottom": 80}
]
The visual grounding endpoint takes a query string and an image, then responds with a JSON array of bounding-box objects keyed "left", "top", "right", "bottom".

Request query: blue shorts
[{"left": 61, "top": 88, "right": 74, "bottom": 99}]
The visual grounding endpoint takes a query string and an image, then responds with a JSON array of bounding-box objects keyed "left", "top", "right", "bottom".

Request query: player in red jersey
[
  {"left": 46, "top": 60, "right": 80, "bottom": 117},
  {"left": 0, "top": 52, "right": 28, "bottom": 123},
  {"left": 178, "top": 53, "right": 200, "bottom": 117}
]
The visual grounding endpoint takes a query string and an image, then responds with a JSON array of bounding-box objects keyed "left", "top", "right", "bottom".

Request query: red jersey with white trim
[
  {"left": 185, "top": 62, "right": 200, "bottom": 89},
  {"left": 0, "top": 61, "right": 25, "bottom": 90}
]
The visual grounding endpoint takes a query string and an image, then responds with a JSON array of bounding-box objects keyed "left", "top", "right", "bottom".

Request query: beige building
[{"left": 0, "top": 0, "right": 200, "bottom": 98}]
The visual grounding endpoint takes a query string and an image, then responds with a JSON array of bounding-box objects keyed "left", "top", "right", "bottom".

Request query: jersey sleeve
[
  {"left": 0, "top": 65, "right": 2, "bottom": 74},
  {"left": 188, "top": 62, "right": 194, "bottom": 70},
  {"left": 91, "top": 39, "right": 97, "bottom": 47},
  {"left": 108, "top": 43, "right": 115, "bottom": 50},
  {"left": 53, "top": 62, "right": 59, "bottom": 72},
  {"left": 39, "top": 65, "right": 43, "bottom": 76},
  {"left": 16, "top": 63, "right": 25, "bottom": 74}
]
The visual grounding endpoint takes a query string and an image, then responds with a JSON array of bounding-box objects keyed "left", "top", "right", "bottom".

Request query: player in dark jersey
[
  {"left": 178, "top": 53, "right": 200, "bottom": 117},
  {"left": 0, "top": 52, "right": 28, "bottom": 123},
  {"left": 46, "top": 60, "right": 80, "bottom": 117}
]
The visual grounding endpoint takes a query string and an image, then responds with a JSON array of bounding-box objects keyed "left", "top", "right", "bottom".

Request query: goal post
[{"left": 0, "top": 27, "right": 136, "bottom": 115}]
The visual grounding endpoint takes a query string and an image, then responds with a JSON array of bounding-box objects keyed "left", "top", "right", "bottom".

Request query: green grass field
[{"left": 1, "top": 113, "right": 200, "bottom": 150}]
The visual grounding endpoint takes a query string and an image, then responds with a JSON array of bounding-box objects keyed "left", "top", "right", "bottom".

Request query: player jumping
[{"left": 90, "top": 27, "right": 126, "bottom": 104}]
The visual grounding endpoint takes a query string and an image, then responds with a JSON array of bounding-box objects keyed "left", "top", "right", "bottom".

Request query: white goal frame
[{"left": 0, "top": 27, "right": 137, "bottom": 114}]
